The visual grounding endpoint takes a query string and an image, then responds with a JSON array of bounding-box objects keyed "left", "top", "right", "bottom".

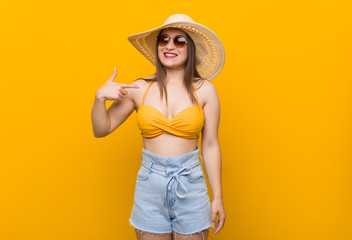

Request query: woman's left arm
[{"left": 201, "top": 81, "right": 226, "bottom": 236}]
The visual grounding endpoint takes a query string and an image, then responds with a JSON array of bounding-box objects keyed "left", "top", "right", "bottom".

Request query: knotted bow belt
[{"left": 141, "top": 154, "right": 204, "bottom": 203}]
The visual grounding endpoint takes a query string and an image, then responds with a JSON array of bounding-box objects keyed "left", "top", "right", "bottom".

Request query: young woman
[{"left": 91, "top": 14, "right": 226, "bottom": 240}]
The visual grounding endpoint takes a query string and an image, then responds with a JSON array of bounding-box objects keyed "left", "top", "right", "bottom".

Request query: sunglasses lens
[
  {"left": 174, "top": 36, "right": 186, "bottom": 48},
  {"left": 158, "top": 35, "right": 187, "bottom": 48},
  {"left": 158, "top": 35, "right": 169, "bottom": 46}
]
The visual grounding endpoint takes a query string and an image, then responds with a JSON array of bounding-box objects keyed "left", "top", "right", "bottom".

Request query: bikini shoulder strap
[{"left": 141, "top": 80, "right": 153, "bottom": 104}]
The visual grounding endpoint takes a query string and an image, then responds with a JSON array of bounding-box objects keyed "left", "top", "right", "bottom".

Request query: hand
[
  {"left": 95, "top": 67, "right": 141, "bottom": 103},
  {"left": 211, "top": 198, "right": 226, "bottom": 236}
]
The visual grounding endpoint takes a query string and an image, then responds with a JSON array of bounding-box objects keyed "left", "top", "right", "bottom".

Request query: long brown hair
[{"left": 138, "top": 27, "right": 204, "bottom": 107}]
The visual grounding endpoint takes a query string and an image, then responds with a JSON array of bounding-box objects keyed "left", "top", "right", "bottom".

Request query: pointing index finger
[{"left": 120, "top": 83, "right": 141, "bottom": 89}]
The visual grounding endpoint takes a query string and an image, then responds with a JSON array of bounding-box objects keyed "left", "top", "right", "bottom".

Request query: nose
[{"left": 165, "top": 39, "right": 176, "bottom": 50}]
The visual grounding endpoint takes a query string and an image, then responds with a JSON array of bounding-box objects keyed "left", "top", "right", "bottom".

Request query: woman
[{"left": 91, "top": 14, "right": 226, "bottom": 239}]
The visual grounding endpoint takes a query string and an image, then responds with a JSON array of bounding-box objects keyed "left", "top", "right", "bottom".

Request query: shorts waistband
[{"left": 141, "top": 146, "right": 202, "bottom": 172}]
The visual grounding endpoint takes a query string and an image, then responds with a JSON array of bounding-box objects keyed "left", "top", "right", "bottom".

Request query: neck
[{"left": 165, "top": 67, "right": 185, "bottom": 84}]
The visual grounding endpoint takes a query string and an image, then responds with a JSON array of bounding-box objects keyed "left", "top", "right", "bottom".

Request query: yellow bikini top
[{"left": 136, "top": 80, "right": 204, "bottom": 139}]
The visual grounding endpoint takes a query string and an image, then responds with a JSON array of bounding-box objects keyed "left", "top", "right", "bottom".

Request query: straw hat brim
[{"left": 127, "top": 19, "right": 225, "bottom": 81}]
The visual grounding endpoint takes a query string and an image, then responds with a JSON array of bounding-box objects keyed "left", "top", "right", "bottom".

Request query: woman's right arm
[{"left": 91, "top": 68, "right": 141, "bottom": 138}]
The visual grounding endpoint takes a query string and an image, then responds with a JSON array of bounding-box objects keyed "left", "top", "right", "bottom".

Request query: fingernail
[{"left": 114, "top": 67, "right": 116, "bottom": 71}]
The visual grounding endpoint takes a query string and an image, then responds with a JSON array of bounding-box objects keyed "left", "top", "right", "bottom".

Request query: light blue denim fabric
[{"left": 129, "top": 146, "right": 212, "bottom": 234}]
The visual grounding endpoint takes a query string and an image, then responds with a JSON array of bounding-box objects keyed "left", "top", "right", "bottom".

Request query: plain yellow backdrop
[{"left": 1, "top": 0, "right": 351, "bottom": 239}]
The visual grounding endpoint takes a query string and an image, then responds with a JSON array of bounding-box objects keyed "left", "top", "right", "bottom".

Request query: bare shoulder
[
  {"left": 194, "top": 78, "right": 216, "bottom": 90},
  {"left": 132, "top": 74, "right": 155, "bottom": 85},
  {"left": 132, "top": 74, "right": 155, "bottom": 90},
  {"left": 128, "top": 74, "right": 156, "bottom": 105},
  {"left": 193, "top": 78, "right": 219, "bottom": 105}
]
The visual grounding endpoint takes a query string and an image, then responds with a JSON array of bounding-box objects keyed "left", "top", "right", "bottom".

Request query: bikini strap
[
  {"left": 141, "top": 80, "right": 153, "bottom": 104},
  {"left": 192, "top": 82, "right": 200, "bottom": 105}
]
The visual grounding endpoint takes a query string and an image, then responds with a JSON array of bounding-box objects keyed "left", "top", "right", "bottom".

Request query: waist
[
  {"left": 143, "top": 135, "right": 198, "bottom": 155},
  {"left": 141, "top": 147, "right": 202, "bottom": 173}
]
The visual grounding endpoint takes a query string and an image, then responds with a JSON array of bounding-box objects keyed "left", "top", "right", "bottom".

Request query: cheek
[
  {"left": 181, "top": 50, "right": 188, "bottom": 61},
  {"left": 158, "top": 48, "right": 163, "bottom": 58}
]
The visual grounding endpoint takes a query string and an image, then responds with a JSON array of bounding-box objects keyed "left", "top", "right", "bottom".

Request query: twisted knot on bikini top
[{"left": 136, "top": 80, "right": 204, "bottom": 139}]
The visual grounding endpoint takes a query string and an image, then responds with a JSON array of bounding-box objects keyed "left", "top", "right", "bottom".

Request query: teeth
[{"left": 165, "top": 53, "right": 177, "bottom": 56}]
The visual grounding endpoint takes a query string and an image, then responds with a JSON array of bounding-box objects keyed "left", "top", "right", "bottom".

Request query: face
[{"left": 157, "top": 28, "right": 188, "bottom": 70}]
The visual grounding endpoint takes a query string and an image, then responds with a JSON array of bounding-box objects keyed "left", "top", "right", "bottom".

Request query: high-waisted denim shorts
[{"left": 129, "top": 147, "right": 212, "bottom": 235}]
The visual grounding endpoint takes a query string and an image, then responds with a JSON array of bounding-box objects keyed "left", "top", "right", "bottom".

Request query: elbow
[
  {"left": 201, "top": 136, "right": 220, "bottom": 149},
  {"left": 93, "top": 132, "right": 105, "bottom": 138},
  {"left": 92, "top": 120, "right": 113, "bottom": 138},
  {"left": 202, "top": 142, "right": 220, "bottom": 150},
  {"left": 92, "top": 128, "right": 110, "bottom": 138},
  {"left": 93, "top": 133, "right": 105, "bottom": 138}
]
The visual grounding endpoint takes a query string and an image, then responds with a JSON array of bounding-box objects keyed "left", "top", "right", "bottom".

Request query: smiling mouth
[{"left": 164, "top": 53, "right": 177, "bottom": 58}]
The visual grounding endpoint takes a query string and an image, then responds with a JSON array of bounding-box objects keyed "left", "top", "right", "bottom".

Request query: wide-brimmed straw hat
[{"left": 127, "top": 14, "right": 225, "bottom": 81}]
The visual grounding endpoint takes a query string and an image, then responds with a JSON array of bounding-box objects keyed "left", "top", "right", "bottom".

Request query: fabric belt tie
[{"left": 141, "top": 154, "right": 203, "bottom": 201}]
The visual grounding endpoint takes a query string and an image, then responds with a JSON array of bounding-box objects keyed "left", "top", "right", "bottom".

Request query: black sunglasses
[{"left": 157, "top": 34, "right": 187, "bottom": 48}]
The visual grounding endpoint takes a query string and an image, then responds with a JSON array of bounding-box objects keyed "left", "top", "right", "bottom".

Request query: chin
[
  {"left": 162, "top": 63, "right": 179, "bottom": 68},
  {"left": 164, "top": 65, "right": 185, "bottom": 70},
  {"left": 161, "top": 60, "right": 187, "bottom": 69}
]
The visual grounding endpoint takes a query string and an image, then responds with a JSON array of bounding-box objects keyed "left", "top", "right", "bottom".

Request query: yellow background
[{"left": 1, "top": 0, "right": 351, "bottom": 239}]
